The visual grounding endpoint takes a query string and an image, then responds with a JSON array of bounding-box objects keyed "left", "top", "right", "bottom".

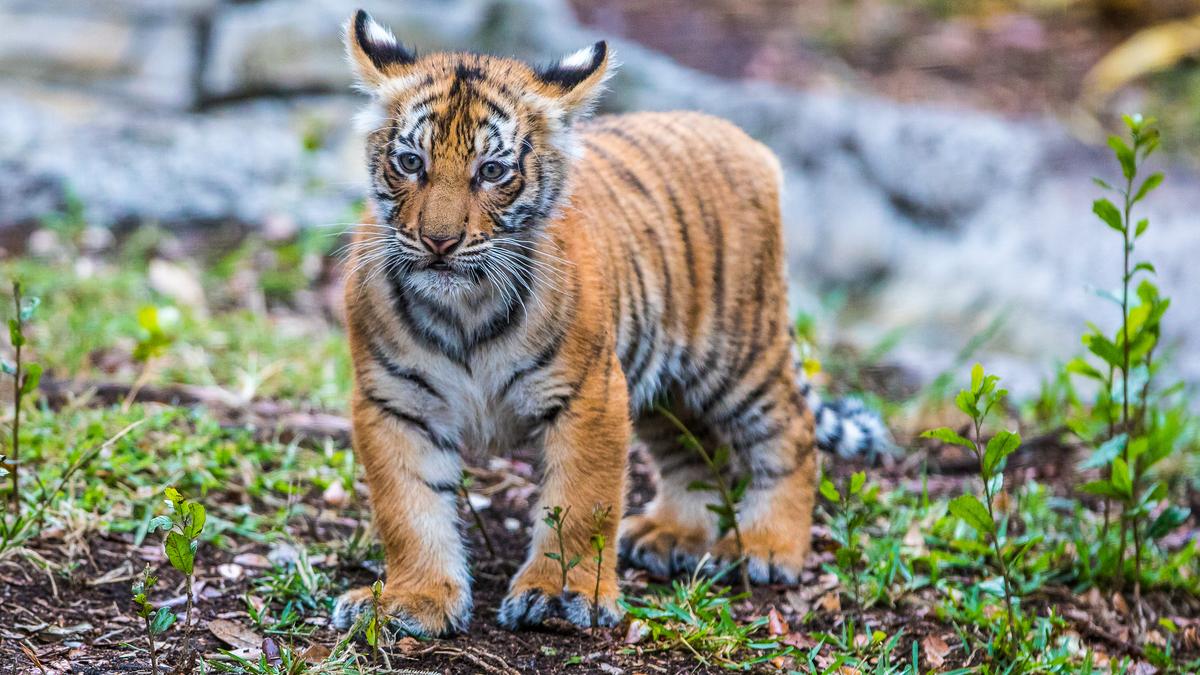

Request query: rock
[{"left": 0, "top": 7, "right": 197, "bottom": 108}]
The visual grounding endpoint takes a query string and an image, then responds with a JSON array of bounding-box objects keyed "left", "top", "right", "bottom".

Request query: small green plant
[
  {"left": 1065, "top": 114, "right": 1191, "bottom": 612},
  {"left": 131, "top": 563, "right": 175, "bottom": 674},
  {"left": 4, "top": 281, "right": 41, "bottom": 513},
  {"left": 459, "top": 472, "right": 495, "bottom": 559},
  {"left": 619, "top": 556, "right": 791, "bottom": 669},
  {"left": 922, "top": 363, "right": 1022, "bottom": 653},
  {"left": 542, "top": 505, "right": 580, "bottom": 593},
  {"left": 589, "top": 503, "right": 612, "bottom": 629},
  {"left": 820, "top": 470, "right": 872, "bottom": 611},
  {"left": 656, "top": 405, "right": 752, "bottom": 594},
  {"left": 357, "top": 571, "right": 391, "bottom": 662},
  {"left": 151, "top": 486, "right": 206, "bottom": 664}
]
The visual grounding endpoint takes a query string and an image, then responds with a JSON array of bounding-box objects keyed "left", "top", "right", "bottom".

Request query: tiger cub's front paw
[
  {"left": 498, "top": 574, "right": 622, "bottom": 630},
  {"left": 331, "top": 581, "right": 472, "bottom": 637}
]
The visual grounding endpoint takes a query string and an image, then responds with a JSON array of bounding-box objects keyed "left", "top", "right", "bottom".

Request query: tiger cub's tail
[{"left": 798, "top": 378, "right": 894, "bottom": 461}]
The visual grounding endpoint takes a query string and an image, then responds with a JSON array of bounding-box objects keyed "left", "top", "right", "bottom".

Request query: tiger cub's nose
[{"left": 420, "top": 232, "right": 464, "bottom": 256}]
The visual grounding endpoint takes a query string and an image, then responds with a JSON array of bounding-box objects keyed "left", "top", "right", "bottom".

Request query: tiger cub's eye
[
  {"left": 396, "top": 152, "right": 424, "bottom": 174},
  {"left": 478, "top": 161, "right": 506, "bottom": 182}
]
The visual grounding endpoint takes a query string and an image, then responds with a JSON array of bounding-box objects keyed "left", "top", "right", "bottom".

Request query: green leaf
[
  {"left": 1135, "top": 218, "right": 1149, "bottom": 237},
  {"left": 687, "top": 480, "right": 714, "bottom": 492},
  {"left": 147, "top": 515, "right": 173, "bottom": 533},
  {"left": 1079, "top": 434, "right": 1127, "bottom": 471},
  {"left": 819, "top": 479, "right": 840, "bottom": 503},
  {"left": 953, "top": 390, "right": 979, "bottom": 419},
  {"left": 1064, "top": 357, "right": 1104, "bottom": 381},
  {"left": 1082, "top": 333, "right": 1123, "bottom": 368},
  {"left": 8, "top": 318, "right": 23, "bottom": 347},
  {"left": 849, "top": 471, "right": 866, "bottom": 496},
  {"left": 20, "top": 363, "right": 41, "bottom": 395},
  {"left": 948, "top": 494, "right": 994, "bottom": 536},
  {"left": 365, "top": 617, "right": 377, "bottom": 647},
  {"left": 182, "top": 503, "right": 206, "bottom": 539},
  {"left": 1133, "top": 172, "right": 1163, "bottom": 203},
  {"left": 1092, "top": 198, "right": 1124, "bottom": 233},
  {"left": 1107, "top": 135, "right": 1136, "bottom": 180},
  {"left": 1147, "top": 506, "right": 1190, "bottom": 540},
  {"left": 1132, "top": 261, "right": 1156, "bottom": 277},
  {"left": 18, "top": 297, "right": 39, "bottom": 322},
  {"left": 712, "top": 445, "right": 730, "bottom": 469},
  {"left": 970, "top": 363, "right": 984, "bottom": 393},
  {"left": 1092, "top": 177, "right": 1112, "bottom": 191},
  {"left": 1111, "top": 457, "right": 1132, "bottom": 498},
  {"left": 150, "top": 607, "right": 176, "bottom": 634},
  {"left": 165, "top": 531, "right": 194, "bottom": 576},
  {"left": 921, "top": 427, "right": 974, "bottom": 449},
  {"left": 982, "top": 430, "right": 1021, "bottom": 477},
  {"left": 1079, "top": 480, "right": 1125, "bottom": 499},
  {"left": 164, "top": 487, "right": 183, "bottom": 507}
]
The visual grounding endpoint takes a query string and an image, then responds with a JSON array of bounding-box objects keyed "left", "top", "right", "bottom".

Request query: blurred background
[{"left": 1, "top": 0, "right": 1198, "bottom": 411}]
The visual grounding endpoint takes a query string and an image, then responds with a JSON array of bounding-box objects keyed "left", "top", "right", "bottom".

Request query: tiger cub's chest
[{"left": 415, "top": 341, "right": 572, "bottom": 453}]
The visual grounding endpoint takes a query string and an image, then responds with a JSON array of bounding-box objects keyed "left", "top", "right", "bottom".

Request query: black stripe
[
  {"left": 731, "top": 423, "right": 782, "bottom": 453},
  {"left": 368, "top": 341, "right": 445, "bottom": 402},
  {"left": 387, "top": 271, "right": 470, "bottom": 369},
  {"left": 499, "top": 325, "right": 568, "bottom": 397},
  {"left": 425, "top": 479, "right": 460, "bottom": 494},
  {"left": 365, "top": 392, "right": 458, "bottom": 453},
  {"left": 480, "top": 96, "right": 512, "bottom": 122},
  {"left": 709, "top": 361, "right": 786, "bottom": 429}
]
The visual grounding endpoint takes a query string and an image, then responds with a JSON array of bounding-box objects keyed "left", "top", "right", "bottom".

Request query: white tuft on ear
[
  {"left": 364, "top": 15, "right": 396, "bottom": 48},
  {"left": 532, "top": 41, "right": 613, "bottom": 123},
  {"left": 559, "top": 45, "right": 598, "bottom": 70}
]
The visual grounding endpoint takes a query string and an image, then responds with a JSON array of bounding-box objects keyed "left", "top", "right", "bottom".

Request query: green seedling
[
  {"left": 4, "top": 281, "right": 41, "bottom": 513},
  {"left": 132, "top": 563, "right": 175, "bottom": 674},
  {"left": 150, "top": 486, "right": 206, "bottom": 665},
  {"left": 543, "top": 505, "right": 580, "bottom": 593},
  {"left": 589, "top": 503, "right": 613, "bottom": 629},
  {"left": 923, "top": 363, "right": 1022, "bottom": 653}
]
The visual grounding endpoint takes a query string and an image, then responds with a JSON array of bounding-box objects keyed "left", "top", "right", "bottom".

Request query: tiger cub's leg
[
  {"left": 705, "top": 364, "right": 817, "bottom": 585},
  {"left": 619, "top": 407, "right": 719, "bottom": 578},
  {"left": 498, "top": 351, "right": 630, "bottom": 630},
  {"left": 331, "top": 390, "right": 472, "bottom": 636}
]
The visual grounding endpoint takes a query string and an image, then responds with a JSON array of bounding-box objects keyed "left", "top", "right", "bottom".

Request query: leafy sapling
[
  {"left": 366, "top": 579, "right": 385, "bottom": 662},
  {"left": 820, "top": 471, "right": 871, "bottom": 612},
  {"left": 922, "top": 363, "right": 1022, "bottom": 652},
  {"left": 132, "top": 563, "right": 176, "bottom": 674},
  {"left": 1071, "top": 114, "right": 1189, "bottom": 609},
  {"left": 543, "top": 505, "right": 581, "bottom": 594},
  {"left": 656, "top": 405, "right": 752, "bottom": 594},
  {"left": 589, "top": 503, "right": 613, "bottom": 630},
  {"left": 151, "top": 487, "right": 206, "bottom": 662},
  {"left": 4, "top": 281, "right": 41, "bottom": 513}
]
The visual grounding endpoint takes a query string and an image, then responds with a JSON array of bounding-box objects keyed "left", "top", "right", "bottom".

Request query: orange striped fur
[{"left": 333, "top": 10, "right": 815, "bottom": 636}]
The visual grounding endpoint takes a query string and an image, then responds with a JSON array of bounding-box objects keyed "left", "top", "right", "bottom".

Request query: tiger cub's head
[{"left": 345, "top": 10, "right": 610, "bottom": 295}]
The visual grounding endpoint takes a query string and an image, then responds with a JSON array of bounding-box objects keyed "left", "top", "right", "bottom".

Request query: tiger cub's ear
[
  {"left": 534, "top": 41, "right": 613, "bottom": 121},
  {"left": 345, "top": 9, "right": 416, "bottom": 92}
]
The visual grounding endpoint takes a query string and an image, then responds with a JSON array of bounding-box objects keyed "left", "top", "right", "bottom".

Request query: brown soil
[{"left": 1, "top": 394, "right": 1195, "bottom": 674}]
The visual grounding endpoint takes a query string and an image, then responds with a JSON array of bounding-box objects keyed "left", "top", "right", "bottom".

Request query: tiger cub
[{"left": 333, "top": 10, "right": 886, "bottom": 636}]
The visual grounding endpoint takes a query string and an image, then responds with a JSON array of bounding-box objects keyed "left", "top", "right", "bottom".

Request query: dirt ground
[{"left": 2, "top": 395, "right": 1194, "bottom": 674}]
